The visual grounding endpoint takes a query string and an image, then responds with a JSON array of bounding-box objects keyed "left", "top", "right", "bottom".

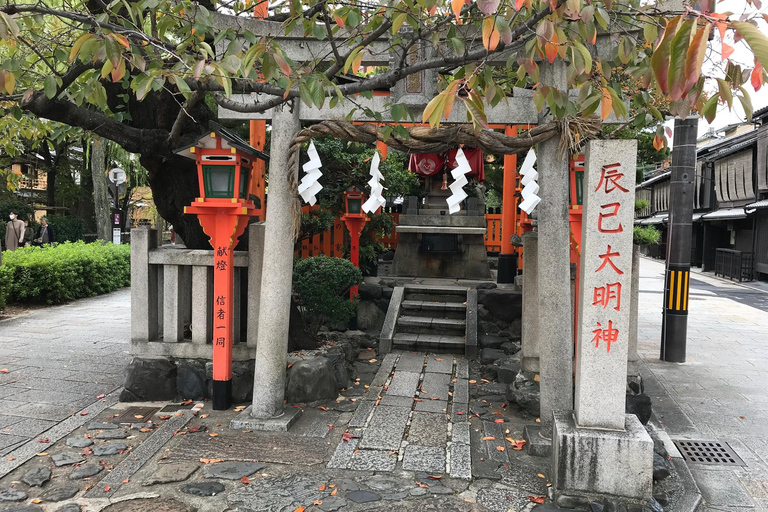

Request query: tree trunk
[{"left": 91, "top": 137, "right": 111, "bottom": 241}]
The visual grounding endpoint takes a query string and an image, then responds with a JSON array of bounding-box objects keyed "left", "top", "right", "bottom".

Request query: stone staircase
[{"left": 380, "top": 285, "right": 478, "bottom": 357}]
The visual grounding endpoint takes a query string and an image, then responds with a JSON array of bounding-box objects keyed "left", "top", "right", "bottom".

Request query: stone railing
[{"left": 130, "top": 225, "right": 264, "bottom": 361}]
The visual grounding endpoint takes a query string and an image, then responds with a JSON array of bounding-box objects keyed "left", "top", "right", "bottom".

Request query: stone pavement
[
  {"left": 0, "top": 289, "right": 130, "bottom": 458},
  {"left": 637, "top": 257, "right": 768, "bottom": 511}
]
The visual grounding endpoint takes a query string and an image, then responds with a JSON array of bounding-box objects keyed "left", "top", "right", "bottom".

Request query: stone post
[
  {"left": 247, "top": 223, "right": 266, "bottom": 348},
  {"left": 246, "top": 102, "right": 303, "bottom": 427},
  {"left": 536, "top": 60, "right": 573, "bottom": 437},
  {"left": 521, "top": 231, "right": 539, "bottom": 373},
  {"left": 552, "top": 139, "right": 653, "bottom": 504},
  {"left": 627, "top": 244, "right": 641, "bottom": 375},
  {"left": 130, "top": 228, "right": 158, "bottom": 341}
]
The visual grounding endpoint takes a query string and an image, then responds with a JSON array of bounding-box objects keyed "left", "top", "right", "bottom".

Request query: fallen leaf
[
  {"left": 216, "top": 423, "right": 221, "bottom": 427},
  {"left": 123, "top": 478, "right": 130, "bottom": 483},
  {"left": 6, "top": 457, "right": 14, "bottom": 461},
  {"left": 318, "top": 484, "right": 326, "bottom": 491},
  {"left": 96, "top": 394, "right": 106, "bottom": 399},
  {"left": 494, "top": 419, "right": 504, "bottom": 423},
  {"left": 469, "top": 380, "right": 477, "bottom": 384},
  {"left": 0, "top": 369, "right": 8, "bottom": 373},
  {"left": 331, "top": 488, "right": 338, "bottom": 496},
  {"left": 533, "top": 375, "right": 540, "bottom": 383},
  {"left": 368, "top": 359, "right": 377, "bottom": 363},
  {"left": 241, "top": 476, "right": 251, "bottom": 484},
  {"left": 493, "top": 411, "right": 503, "bottom": 416},
  {"left": 413, "top": 398, "right": 423, "bottom": 402},
  {"left": 181, "top": 399, "right": 193, "bottom": 405},
  {"left": 80, "top": 411, "right": 88, "bottom": 416},
  {"left": 481, "top": 379, "right": 490, "bottom": 383},
  {"left": 201, "top": 413, "right": 209, "bottom": 418},
  {"left": 482, "top": 436, "right": 496, "bottom": 441},
  {"left": 435, "top": 358, "right": 444, "bottom": 361},
  {"left": 158, "top": 415, "right": 171, "bottom": 420},
  {"left": 199, "top": 458, "right": 225, "bottom": 464},
  {"left": 188, "top": 426, "right": 203, "bottom": 433},
  {"left": 416, "top": 482, "right": 429, "bottom": 488},
  {"left": 314, "top": 500, "right": 323, "bottom": 505},
  {"left": 104, "top": 486, "right": 111, "bottom": 492},
  {"left": 140, "top": 428, "right": 152, "bottom": 432},
  {"left": 535, "top": 418, "right": 541, "bottom": 423},
  {"left": 37, "top": 438, "right": 49, "bottom": 443},
  {"left": 328, "top": 424, "right": 333, "bottom": 430},
  {"left": 496, "top": 446, "right": 506, "bottom": 451},
  {"left": 32, "top": 499, "right": 42, "bottom": 504},
  {"left": 134, "top": 414, "right": 144, "bottom": 419},
  {"left": 512, "top": 440, "right": 526, "bottom": 450},
  {"left": 456, "top": 411, "right": 464, "bottom": 415},
  {"left": 537, "top": 473, "right": 545, "bottom": 478},
  {"left": 209, "top": 433, "right": 219, "bottom": 437},
  {"left": 318, "top": 406, "right": 328, "bottom": 412},
  {"left": 234, "top": 406, "right": 246, "bottom": 412},
  {"left": 739, "top": 416, "right": 746, "bottom": 419},
  {"left": 36, "top": 453, "right": 48, "bottom": 457},
  {"left": 528, "top": 495, "right": 545, "bottom": 504},
  {"left": 428, "top": 475, "right": 443, "bottom": 479}
]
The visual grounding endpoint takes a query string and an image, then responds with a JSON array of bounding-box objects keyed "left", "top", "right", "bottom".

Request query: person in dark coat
[{"left": 34, "top": 217, "right": 55, "bottom": 246}]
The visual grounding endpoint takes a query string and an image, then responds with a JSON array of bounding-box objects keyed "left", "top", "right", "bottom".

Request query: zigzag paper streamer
[
  {"left": 518, "top": 148, "right": 541, "bottom": 214},
  {"left": 362, "top": 151, "right": 387, "bottom": 214},
  {"left": 446, "top": 148, "right": 471, "bottom": 214},
  {"left": 298, "top": 141, "right": 323, "bottom": 206}
]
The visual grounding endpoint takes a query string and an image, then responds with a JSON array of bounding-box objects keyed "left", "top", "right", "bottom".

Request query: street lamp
[
  {"left": 341, "top": 189, "right": 368, "bottom": 299},
  {"left": 178, "top": 122, "right": 269, "bottom": 410}
]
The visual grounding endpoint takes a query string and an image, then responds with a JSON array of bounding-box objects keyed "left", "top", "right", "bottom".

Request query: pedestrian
[
  {"left": 4, "top": 211, "right": 25, "bottom": 252},
  {"left": 34, "top": 217, "right": 55, "bottom": 246}
]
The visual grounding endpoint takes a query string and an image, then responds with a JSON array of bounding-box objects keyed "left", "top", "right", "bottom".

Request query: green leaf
[
  {"left": 668, "top": 19, "right": 693, "bottom": 101},
  {"left": 392, "top": 13, "right": 407, "bottom": 33},
  {"left": 716, "top": 78, "right": 733, "bottom": 108},
  {"left": 684, "top": 24, "right": 710, "bottom": 93},
  {"left": 650, "top": 16, "right": 681, "bottom": 95},
  {"left": 701, "top": 94, "right": 718, "bottom": 123},
  {"left": 44, "top": 75, "right": 57, "bottom": 100},
  {"left": 732, "top": 22, "right": 768, "bottom": 72},
  {"left": 0, "top": 12, "right": 20, "bottom": 40},
  {"left": 737, "top": 87, "right": 753, "bottom": 121},
  {"left": 69, "top": 33, "right": 95, "bottom": 62},
  {"left": 644, "top": 22, "right": 658, "bottom": 45}
]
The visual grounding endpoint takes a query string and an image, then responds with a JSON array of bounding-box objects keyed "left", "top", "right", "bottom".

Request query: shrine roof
[{"left": 174, "top": 122, "right": 270, "bottom": 162}]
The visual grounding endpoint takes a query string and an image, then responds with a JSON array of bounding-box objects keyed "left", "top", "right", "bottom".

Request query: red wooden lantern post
[
  {"left": 178, "top": 123, "right": 269, "bottom": 410},
  {"left": 342, "top": 189, "right": 368, "bottom": 299}
]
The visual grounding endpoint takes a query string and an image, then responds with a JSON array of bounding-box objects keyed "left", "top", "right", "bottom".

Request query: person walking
[
  {"left": 4, "top": 211, "right": 25, "bottom": 252},
  {"left": 34, "top": 217, "right": 55, "bottom": 246}
]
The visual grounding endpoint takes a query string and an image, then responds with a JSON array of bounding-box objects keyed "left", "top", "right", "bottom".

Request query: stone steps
[
  {"left": 397, "top": 315, "right": 466, "bottom": 336},
  {"left": 392, "top": 333, "right": 466, "bottom": 351},
  {"left": 401, "top": 300, "right": 467, "bottom": 320}
]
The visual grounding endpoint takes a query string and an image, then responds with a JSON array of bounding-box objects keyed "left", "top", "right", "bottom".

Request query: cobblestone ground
[{"left": 638, "top": 258, "right": 768, "bottom": 512}]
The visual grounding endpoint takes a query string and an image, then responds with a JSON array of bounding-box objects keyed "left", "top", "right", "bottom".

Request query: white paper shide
[
  {"left": 446, "top": 148, "right": 471, "bottom": 214},
  {"left": 519, "top": 148, "right": 540, "bottom": 214},
  {"left": 298, "top": 141, "right": 323, "bottom": 206},
  {"left": 362, "top": 151, "right": 386, "bottom": 214}
]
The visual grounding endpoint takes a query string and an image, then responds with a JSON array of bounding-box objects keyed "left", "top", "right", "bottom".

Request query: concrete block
[
  {"left": 191, "top": 266, "right": 213, "bottom": 344},
  {"left": 521, "top": 232, "right": 539, "bottom": 372},
  {"left": 247, "top": 223, "right": 265, "bottom": 347},
  {"left": 130, "top": 228, "right": 158, "bottom": 341},
  {"left": 231, "top": 406, "right": 302, "bottom": 432},
  {"left": 379, "top": 287, "right": 405, "bottom": 355},
  {"left": 552, "top": 411, "right": 653, "bottom": 501}
]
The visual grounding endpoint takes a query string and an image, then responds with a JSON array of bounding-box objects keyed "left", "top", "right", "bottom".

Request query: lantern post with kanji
[
  {"left": 341, "top": 189, "right": 368, "bottom": 300},
  {"left": 177, "top": 122, "right": 269, "bottom": 411}
]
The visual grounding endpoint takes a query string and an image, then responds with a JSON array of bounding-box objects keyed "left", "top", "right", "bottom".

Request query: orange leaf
[
  {"left": 537, "top": 473, "right": 546, "bottom": 478},
  {"left": 496, "top": 446, "right": 505, "bottom": 451},
  {"left": 294, "top": 508, "right": 306, "bottom": 512},
  {"left": 80, "top": 411, "right": 88, "bottom": 416},
  {"left": 314, "top": 501, "right": 323, "bottom": 506},
  {"left": 331, "top": 488, "right": 338, "bottom": 496},
  {"left": 209, "top": 433, "right": 219, "bottom": 437},
  {"left": 334, "top": 15, "right": 344, "bottom": 28},
  {"left": 122, "top": 478, "right": 130, "bottom": 483},
  {"left": 653, "top": 134, "right": 664, "bottom": 151},
  {"left": 96, "top": 394, "right": 106, "bottom": 399},
  {"left": 32, "top": 499, "right": 42, "bottom": 504},
  {"left": 318, "top": 406, "right": 328, "bottom": 412},
  {"left": 428, "top": 475, "right": 443, "bottom": 479},
  {"left": 452, "top": 0, "right": 463, "bottom": 23},
  {"left": 600, "top": 87, "right": 613, "bottom": 120},
  {"left": 0, "top": 369, "right": 8, "bottom": 373},
  {"left": 515, "top": 0, "right": 525, "bottom": 9},
  {"left": 482, "top": 436, "right": 496, "bottom": 441},
  {"left": 528, "top": 495, "right": 545, "bottom": 504},
  {"left": 241, "top": 476, "right": 251, "bottom": 484},
  {"left": 482, "top": 17, "right": 500, "bottom": 51},
  {"left": 721, "top": 42, "right": 734, "bottom": 61},
  {"left": 318, "top": 484, "right": 326, "bottom": 491},
  {"left": 751, "top": 61, "right": 764, "bottom": 92},
  {"left": 494, "top": 418, "right": 504, "bottom": 423},
  {"left": 158, "top": 415, "right": 171, "bottom": 420},
  {"left": 104, "top": 486, "right": 111, "bottom": 492},
  {"left": 512, "top": 440, "right": 527, "bottom": 450}
]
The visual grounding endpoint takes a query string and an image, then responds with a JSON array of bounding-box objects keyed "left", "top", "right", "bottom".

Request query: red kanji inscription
[
  {"left": 596, "top": 245, "right": 624, "bottom": 275},
  {"left": 591, "top": 320, "right": 619, "bottom": 352},
  {"left": 597, "top": 202, "right": 623, "bottom": 233},
  {"left": 593, "top": 282, "right": 622, "bottom": 311},
  {"left": 594, "top": 163, "right": 628, "bottom": 194}
]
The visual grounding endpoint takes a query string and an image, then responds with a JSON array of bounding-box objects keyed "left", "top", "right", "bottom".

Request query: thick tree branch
[{"left": 167, "top": 89, "right": 206, "bottom": 145}]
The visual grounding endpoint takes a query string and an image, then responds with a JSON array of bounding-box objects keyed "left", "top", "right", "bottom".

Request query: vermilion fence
[{"left": 296, "top": 206, "right": 503, "bottom": 258}]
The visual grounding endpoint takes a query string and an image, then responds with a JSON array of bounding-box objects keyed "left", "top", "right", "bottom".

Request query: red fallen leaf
[
  {"left": 0, "top": 369, "right": 9, "bottom": 373},
  {"left": 482, "top": 436, "right": 496, "bottom": 441},
  {"left": 318, "top": 484, "right": 326, "bottom": 491},
  {"left": 428, "top": 475, "right": 443, "bottom": 480},
  {"left": 456, "top": 411, "right": 464, "bottom": 415},
  {"left": 6, "top": 457, "right": 15, "bottom": 461},
  {"left": 481, "top": 379, "right": 490, "bottom": 383},
  {"left": 80, "top": 411, "right": 88, "bottom": 416},
  {"left": 157, "top": 415, "right": 171, "bottom": 420},
  {"left": 494, "top": 419, "right": 504, "bottom": 423},
  {"left": 241, "top": 476, "right": 251, "bottom": 484},
  {"left": 512, "top": 440, "right": 527, "bottom": 450},
  {"left": 181, "top": 399, "right": 193, "bottom": 406},
  {"left": 122, "top": 478, "right": 130, "bottom": 483},
  {"left": 496, "top": 446, "right": 505, "bottom": 451},
  {"left": 37, "top": 438, "right": 49, "bottom": 443},
  {"left": 82, "top": 448, "right": 93, "bottom": 456},
  {"left": 328, "top": 424, "right": 333, "bottom": 430},
  {"left": 96, "top": 394, "right": 106, "bottom": 399},
  {"left": 528, "top": 495, "right": 545, "bottom": 504},
  {"left": 416, "top": 482, "right": 429, "bottom": 488},
  {"left": 331, "top": 488, "right": 338, "bottom": 496},
  {"left": 188, "top": 426, "right": 203, "bottom": 433},
  {"left": 293, "top": 405, "right": 302, "bottom": 409},
  {"left": 318, "top": 406, "right": 328, "bottom": 412},
  {"left": 294, "top": 507, "right": 305, "bottom": 512},
  {"left": 313, "top": 500, "right": 323, "bottom": 505},
  {"left": 492, "top": 411, "right": 503, "bottom": 416},
  {"left": 103, "top": 486, "right": 111, "bottom": 492}
]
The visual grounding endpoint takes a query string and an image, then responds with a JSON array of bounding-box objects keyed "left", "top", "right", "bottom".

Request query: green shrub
[
  {"left": 633, "top": 225, "right": 661, "bottom": 246},
  {"left": 0, "top": 266, "right": 11, "bottom": 310},
  {"left": 45, "top": 214, "right": 87, "bottom": 242},
  {"left": 293, "top": 256, "right": 362, "bottom": 334},
  {"left": 0, "top": 241, "right": 130, "bottom": 305}
]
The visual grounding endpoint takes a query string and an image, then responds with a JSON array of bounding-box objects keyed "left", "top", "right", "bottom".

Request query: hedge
[
  {"left": 0, "top": 241, "right": 131, "bottom": 305},
  {"left": 293, "top": 256, "right": 362, "bottom": 334}
]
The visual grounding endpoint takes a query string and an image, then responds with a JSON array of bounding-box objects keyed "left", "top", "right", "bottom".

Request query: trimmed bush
[
  {"left": 0, "top": 266, "right": 11, "bottom": 310},
  {"left": 0, "top": 241, "right": 130, "bottom": 305},
  {"left": 45, "top": 214, "right": 87, "bottom": 242},
  {"left": 633, "top": 225, "right": 661, "bottom": 246},
  {"left": 293, "top": 256, "right": 362, "bottom": 334}
]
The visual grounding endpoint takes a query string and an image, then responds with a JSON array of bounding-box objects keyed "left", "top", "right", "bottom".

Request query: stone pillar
[
  {"left": 191, "top": 266, "right": 212, "bottom": 344},
  {"left": 130, "top": 228, "right": 158, "bottom": 341},
  {"left": 163, "top": 265, "right": 185, "bottom": 343},
  {"left": 627, "top": 244, "right": 641, "bottom": 375},
  {"left": 552, "top": 139, "right": 653, "bottom": 504},
  {"left": 247, "top": 223, "right": 266, "bottom": 348},
  {"left": 521, "top": 231, "right": 539, "bottom": 373},
  {"left": 536, "top": 60, "right": 573, "bottom": 437},
  {"left": 250, "top": 103, "right": 301, "bottom": 419}
]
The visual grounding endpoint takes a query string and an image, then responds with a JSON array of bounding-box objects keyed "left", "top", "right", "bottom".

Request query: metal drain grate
[{"left": 673, "top": 439, "right": 745, "bottom": 466}]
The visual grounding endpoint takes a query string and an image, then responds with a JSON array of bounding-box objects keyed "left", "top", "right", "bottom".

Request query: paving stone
[
  {"left": 364, "top": 475, "right": 411, "bottom": 493},
  {"left": 429, "top": 485, "right": 453, "bottom": 495},
  {"left": 202, "top": 461, "right": 265, "bottom": 480},
  {"left": 383, "top": 492, "right": 408, "bottom": 500},
  {"left": 65, "top": 438, "right": 93, "bottom": 448},
  {"left": 369, "top": 353, "right": 398, "bottom": 387},
  {"left": 409, "top": 487, "right": 428, "bottom": 496},
  {"left": 386, "top": 372, "right": 421, "bottom": 397},
  {"left": 408, "top": 412, "right": 447, "bottom": 446},
  {"left": 420, "top": 373, "right": 451, "bottom": 401},
  {"left": 449, "top": 443, "right": 472, "bottom": 481},
  {"left": 349, "top": 400, "right": 375, "bottom": 428},
  {"left": 143, "top": 462, "right": 198, "bottom": 485},
  {"left": 21, "top": 466, "right": 51, "bottom": 487},
  {"left": 393, "top": 353, "right": 425, "bottom": 373},
  {"left": 482, "top": 421, "right": 509, "bottom": 463},
  {"left": 453, "top": 378, "right": 469, "bottom": 404},
  {"left": 338, "top": 479, "right": 359, "bottom": 491},
  {"left": 51, "top": 452, "right": 84, "bottom": 467},
  {"left": 0, "top": 488, "right": 27, "bottom": 502},
  {"left": 358, "top": 406, "right": 410, "bottom": 450},
  {"left": 181, "top": 481, "right": 225, "bottom": 496},
  {"left": 455, "top": 359, "right": 469, "bottom": 380},
  {"left": 92, "top": 442, "right": 128, "bottom": 456},
  {"left": 55, "top": 503, "right": 82, "bottom": 512},
  {"left": 0, "top": 418, "right": 57, "bottom": 438},
  {"left": 87, "top": 422, "right": 118, "bottom": 430},
  {"left": 346, "top": 490, "right": 381, "bottom": 503},
  {"left": 318, "top": 496, "right": 347, "bottom": 511},
  {"left": 40, "top": 486, "right": 79, "bottom": 502},
  {"left": 68, "top": 465, "right": 103, "bottom": 480},
  {"left": 348, "top": 449, "right": 397, "bottom": 471},
  {"left": 425, "top": 356, "right": 453, "bottom": 374},
  {"left": 95, "top": 430, "right": 127, "bottom": 440},
  {"left": 401, "top": 445, "right": 445, "bottom": 473},
  {"left": 414, "top": 399, "right": 448, "bottom": 413},
  {"left": 100, "top": 498, "right": 196, "bottom": 512},
  {"left": 327, "top": 436, "right": 359, "bottom": 469},
  {"left": 450, "top": 402, "right": 469, "bottom": 423},
  {"left": 0, "top": 505, "right": 42, "bottom": 512},
  {"left": 378, "top": 395, "right": 414, "bottom": 408},
  {"left": 452, "top": 422, "right": 470, "bottom": 445}
]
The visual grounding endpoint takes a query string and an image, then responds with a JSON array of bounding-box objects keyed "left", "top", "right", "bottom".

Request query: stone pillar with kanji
[{"left": 552, "top": 140, "right": 654, "bottom": 505}]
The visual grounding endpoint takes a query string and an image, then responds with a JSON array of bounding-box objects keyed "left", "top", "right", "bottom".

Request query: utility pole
[{"left": 661, "top": 117, "right": 697, "bottom": 362}]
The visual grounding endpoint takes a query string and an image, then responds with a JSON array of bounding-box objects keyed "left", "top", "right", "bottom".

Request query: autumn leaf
[
  {"left": 482, "top": 436, "right": 496, "bottom": 441},
  {"left": 294, "top": 507, "right": 305, "bottom": 512},
  {"left": 751, "top": 61, "right": 764, "bottom": 92},
  {"left": 241, "top": 476, "right": 251, "bottom": 484},
  {"left": 512, "top": 440, "right": 526, "bottom": 450},
  {"left": 600, "top": 87, "right": 613, "bottom": 120},
  {"left": 482, "top": 17, "right": 500, "bottom": 51},
  {"left": 37, "top": 438, "right": 49, "bottom": 443},
  {"left": 234, "top": 405, "right": 246, "bottom": 412},
  {"left": 496, "top": 446, "right": 506, "bottom": 451},
  {"left": 0, "top": 369, "right": 8, "bottom": 373},
  {"left": 80, "top": 411, "right": 88, "bottom": 416},
  {"left": 733, "top": 21, "right": 768, "bottom": 72},
  {"left": 32, "top": 499, "right": 42, "bottom": 504},
  {"left": 668, "top": 19, "right": 693, "bottom": 100},
  {"left": 650, "top": 16, "right": 681, "bottom": 95},
  {"left": 494, "top": 418, "right": 504, "bottom": 423},
  {"left": 158, "top": 415, "right": 171, "bottom": 420},
  {"left": 428, "top": 475, "right": 443, "bottom": 479},
  {"left": 104, "top": 486, "right": 111, "bottom": 492},
  {"left": 209, "top": 433, "right": 219, "bottom": 437},
  {"left": 537, "top": 473, "right": 546, "bottom": 478},
  {"left": 181, "top": 399, "right": 193, "bottom": 406},
  {"left": 331, "top": 488, "right": 338, "bottom": 496},
  {"left": 684, "top": 24, "right": 710, "bottom": 94},
  {"left": 188, "top": 426, "right": 203, "bottom": 433},
  {"left": 318, "top": 484, "right": 326, "bottom": 491},
  {"left": 96, "top": 394, "right": 106, "bottom": 399}
]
